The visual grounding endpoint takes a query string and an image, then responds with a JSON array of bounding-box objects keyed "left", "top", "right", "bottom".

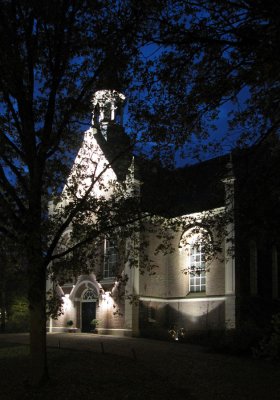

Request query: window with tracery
[
  {"left": 83, "top": 289, "right": 96, "bottom": 300},
  {"left": 103, "top": 239, "right": 117, "bottom": 279},
  {"left": 180, "top": 227, "right": 210, "bottom": 293},
  {"left": 189, "top": 242, "right": 206, "bottom": 292}
]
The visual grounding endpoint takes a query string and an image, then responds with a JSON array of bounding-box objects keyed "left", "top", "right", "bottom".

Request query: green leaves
[{"left": 129, "top": 0, "right": 280, "bottom": 164}]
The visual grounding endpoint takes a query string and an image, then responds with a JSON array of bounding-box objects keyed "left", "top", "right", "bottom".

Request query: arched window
[
  {"left": 180, "top": 227, "right": 211, "bottom": 293},
  {"left": 103, "top": 239, "right": 118, "bottom": 279},
  {"left": 83, "top": 289, "right": 97, "bottom": 300},
  {"left": 189, "top": 241, "right": 206, "bottom": 292}
]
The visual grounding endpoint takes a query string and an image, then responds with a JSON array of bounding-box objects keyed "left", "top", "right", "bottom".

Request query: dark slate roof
[
  {"left": 94, "top": 123, "right": 229, "bottom": 217},
  {"left": 138, "top": 155, "right": 228, "bottom": 217},
  {"left": 94, "top": 123, "right": 133, "bottom": 182}
]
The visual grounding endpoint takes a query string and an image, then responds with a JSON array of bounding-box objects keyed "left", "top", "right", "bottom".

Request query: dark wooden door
[{"left": 81, "top": 302, "right": 96, "bottom": 332}]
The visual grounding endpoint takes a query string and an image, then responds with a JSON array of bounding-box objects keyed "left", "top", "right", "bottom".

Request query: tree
[
  {"left": 0, "top": 0, "right": 150, "bottom": 385},
  {"left": 0, "top": 235, "right": 29, "bottom": 333},
  {"left": 2, "top": 0, "right": 278, "bottom": 386},
  {"left": 129, "top": 0, "right": 280, "bottom": 164},
  {"left": 128, "top": 0, "right": 280, "bottom": 334}
]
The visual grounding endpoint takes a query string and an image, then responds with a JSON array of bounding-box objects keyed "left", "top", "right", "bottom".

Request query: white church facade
[{"left": 47, "top": 89, "right": 280, "bottom": 338}]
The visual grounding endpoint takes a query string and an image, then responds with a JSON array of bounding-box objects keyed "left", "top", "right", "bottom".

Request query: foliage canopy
[{"left": 129, "top": 0, "right": 280, "bottom": 163}]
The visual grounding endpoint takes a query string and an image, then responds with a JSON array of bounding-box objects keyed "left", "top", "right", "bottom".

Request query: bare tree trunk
[
  {"left": 0, "top": 258, "right": 6, "bottom": 333},
  {"left": 28, "top": 259, "right": 49, "bottom": 386},
  {"left": 27, "top": 213, "right": 49, "bottom": 386},
  {"left": 0, "top": 287, "right": 6, "bottom": 333}
]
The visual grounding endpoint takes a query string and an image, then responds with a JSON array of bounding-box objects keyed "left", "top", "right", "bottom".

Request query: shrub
[
  {"left": 6, "top": 297, "right": 29, "bottom": 333},
  {"left": 253, "top": 313, "right": 280, "bottom": 361},
  {"left": 185, "top": 321, "right": 263, "bottom": 356}
]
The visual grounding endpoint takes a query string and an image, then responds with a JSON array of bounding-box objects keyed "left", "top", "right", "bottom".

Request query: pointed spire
[
  {"left": 128, "top": 156, "right": 135, "bottom": 177},
  {"left": 126, "top": 156, "right": 141, "bottom": 197},
  {"left": 222, "top": 153, "right": 235, "bottom": 184}
]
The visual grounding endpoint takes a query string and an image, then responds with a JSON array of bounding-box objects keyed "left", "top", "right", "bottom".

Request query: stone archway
[{"left": 69, "top": 276, "right": 100, "bottom": 332}]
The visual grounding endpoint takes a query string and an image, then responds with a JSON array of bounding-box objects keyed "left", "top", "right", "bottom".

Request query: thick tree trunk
[
  {"left": 0, "top": 261, "right": 6, "bottom": 333},
  {"left": 0, "top": 287, "right": 6, "bottom": 333},
  {"left": 28, "top": 266, "right": 49, "bottom": 386},
  {"left": 27, "top": 223, "right": 49, "bottom": 386}
]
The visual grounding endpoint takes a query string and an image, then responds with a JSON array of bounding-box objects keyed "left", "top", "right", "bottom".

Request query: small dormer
[{"left": 92, "top": 89, "right": 125, "bottom": 140}]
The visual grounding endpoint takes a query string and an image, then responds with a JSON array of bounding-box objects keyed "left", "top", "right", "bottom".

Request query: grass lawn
[
  {"left": 1, "top": 340, "right": 280, "bottom": 400},
  {"left": 0, "top": 344, "right": 194, "bottom": 400}
]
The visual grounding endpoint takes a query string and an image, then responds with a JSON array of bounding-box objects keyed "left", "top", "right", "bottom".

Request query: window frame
[
  {"left": 189, "top": 242, "right": 206, "bottom": 293},
  {"left": 103, "top": 238, "right": 118, "bottom": 279},
  {"left": 180, "top": 227, "right": 211, "bottom": 294}
]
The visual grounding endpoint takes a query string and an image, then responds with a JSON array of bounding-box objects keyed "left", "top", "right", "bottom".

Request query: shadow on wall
[{"left": 139, "top": 301, "right": 225, "bottom": 340}]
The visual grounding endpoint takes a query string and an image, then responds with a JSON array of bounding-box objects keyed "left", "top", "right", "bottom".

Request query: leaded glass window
[
  {"left": 180, "top": 227, "right": 210, "bottom": 294},
  {"left": 104, "top": 239, "right": 117, "bottom": 279},
  {"left": 189, "top": 243, "right": 206, "bottom": 292},
  {"left": 83, "top": 289, "right": 96, "bottom": 300}
]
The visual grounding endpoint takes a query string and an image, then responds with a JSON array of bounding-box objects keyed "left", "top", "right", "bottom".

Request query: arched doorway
[{"left": 81, "top": 289, "right": 97, "bottom": 332}]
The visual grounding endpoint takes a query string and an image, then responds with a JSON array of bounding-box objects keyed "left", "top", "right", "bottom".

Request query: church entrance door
[{"left": 81, "top": 301, "right": 96, "bottom": 332}]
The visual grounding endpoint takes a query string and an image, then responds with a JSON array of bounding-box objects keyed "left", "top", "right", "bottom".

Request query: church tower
[
  {"left": 92, "top": 89, "right": 126, "bottom": 140},
  {"left": 91, "top": 88, "right": 131, "bottom": 182}
]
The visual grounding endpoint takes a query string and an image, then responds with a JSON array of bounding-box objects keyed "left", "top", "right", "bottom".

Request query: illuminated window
[
  {"left": 180, "top": 227, "right": 210, "bottom": 294},
  {"left": 103, "top": 239, "right": 117, "bottom": 279},
  {"left": 189, "top": 242, "right": 206, "bottom": 292}
]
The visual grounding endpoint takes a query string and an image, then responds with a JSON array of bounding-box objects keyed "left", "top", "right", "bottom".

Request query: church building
[{"left": 47, "top": 89, "right": 280, "bottom": 338}]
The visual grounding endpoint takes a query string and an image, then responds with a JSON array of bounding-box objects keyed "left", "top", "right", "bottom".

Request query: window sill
[
  {"left": 186, "top": 292, "right": 207, "bottom": 298},
  {"left": 100, "top": 277, "right": 115, "bottom": 284}
]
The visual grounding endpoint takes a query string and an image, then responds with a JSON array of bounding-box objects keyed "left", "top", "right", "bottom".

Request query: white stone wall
[
  {"left": 138, "top": 210, "right": 232, "bottom": 333},
  {"left": 139, "top": 218, "right": 226, "bottom": 299}
]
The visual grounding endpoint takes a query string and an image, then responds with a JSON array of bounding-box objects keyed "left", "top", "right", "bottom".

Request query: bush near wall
[
  {"left": 183, "top": 321, "right": 264, "bottom": 356},
  {"left": 5, "top": 297, "right": 29, "bottom": 333},
  {"left": 253, "top": 313, "right": 280, "bottom": 361}
]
